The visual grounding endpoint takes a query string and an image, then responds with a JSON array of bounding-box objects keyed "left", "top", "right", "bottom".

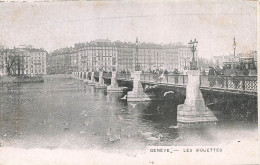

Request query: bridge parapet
[
  {"left": 94, "top": 72, "right": 99, "bottom": 78},
  {"left": 200, "top": 75, "right": 257, "bottom": 93},
  {"left": 98, "top": 72, "right": 257, "bottom": 94},
  {"left": 140, "top": 73, "right": 188, "bottom": 86},
  {"left": 102, "top": 72, "right": 112, "bottom": 79},
  {"left": 138, "top": 73, "right": 257, "bottom": 94},
  {"left": 116, "top": 72, "right": 132, "bottom": 80},
  {"left": 87, "top": 72, "right": 91, "bottom": 78}
]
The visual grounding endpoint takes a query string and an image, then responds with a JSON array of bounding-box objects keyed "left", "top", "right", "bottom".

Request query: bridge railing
[
  {"left": 116, "top": 72, "right": 132, "bottom": 80},
  {"left": 140, "top": 73, "right": 188, "bottom": 86},
  {"left": 87, "top": 72, "right": 91, "bottom": 77},
  {"left": 107, "top": 72, "right": 257, "bottom": 93},
  {"left": 102, "top": 72, "right": 112, "bottom": 79},
  {"left": 94, "top": 72, "right": 99, "bottom": 78},
  {"left": 200, "top": 75, "right": 257, "bottom": 92},
  {"left": 167, "top": 74, "right": 188, "bottom": 86},
  {"left": 83, "top": 72, "right": 87, "bottom": 79}
]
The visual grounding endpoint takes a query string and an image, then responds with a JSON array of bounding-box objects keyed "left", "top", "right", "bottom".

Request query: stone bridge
[{"left": 72, "top": 71, "right": 257, "bottom": 124}]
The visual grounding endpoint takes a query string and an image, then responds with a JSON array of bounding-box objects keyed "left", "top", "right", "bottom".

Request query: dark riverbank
[{"left": 0, "top": 76, "right": 44, "bottom": 84}]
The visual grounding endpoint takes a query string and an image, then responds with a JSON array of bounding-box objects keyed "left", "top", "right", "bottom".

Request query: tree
[{"left": 4, "top": 49, "right": 19, "bottom": 76}]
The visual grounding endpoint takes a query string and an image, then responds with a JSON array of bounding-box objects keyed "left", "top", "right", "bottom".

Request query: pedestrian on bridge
[
  {"left": 215, "top": 66, "right": 225, "bottom": 88},
  {"left": 231, "top": 71, "right": 239, "bottom": 89},
  {"left": 208, "top": 66, "right": 216, "bottom": 87},
  {"left": 215, "top": 66, "right": 221, "bottom": 75}
]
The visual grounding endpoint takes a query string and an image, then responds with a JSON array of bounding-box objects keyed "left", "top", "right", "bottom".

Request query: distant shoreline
[{"left": 0, "top": 76, "right": 44, "bottom": 84}]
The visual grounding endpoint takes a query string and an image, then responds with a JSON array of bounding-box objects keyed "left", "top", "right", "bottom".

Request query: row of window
[
  {"left": 25, "top": 69, "right": 45, "bottom": 74},
  {"left": 79, "top": 53, "right": 116, "bottom": 57},
  {"left": 24, "top": 56, "right": 45, "bottom": 60},
  {"left": 80, "top": 47, "right": 117, "bottom": 50},
  {"left": 24, "top": 64, "right": 45, "bottom": 67},
  {"left": 96, "top": 62, "right": 111, "bottom": 65},
  {"left": 78, "top": 51, "right": 117, "bottom": 55}
]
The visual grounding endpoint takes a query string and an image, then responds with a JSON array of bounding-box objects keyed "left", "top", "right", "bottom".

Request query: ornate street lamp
[
  {"left": 135, "top": 37, "right": 141, "bottom": 71},
  {"left": 233, "top": 37, "right": 236, "bottom": 58},
  {"left": 188, "top": 39, "right": 198, "bottom": 70}
]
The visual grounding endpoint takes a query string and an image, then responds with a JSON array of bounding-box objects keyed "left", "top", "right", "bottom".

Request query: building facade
[
  {"left": 76, "top": 39, "right": 118, "bottom": 72},
  {"left": 23, "top": 48, "right": 47, "bottom": 75},
  {"left": 136, "top": 42, "right": 192, "bottom": 73},
  {"left": 117, "top": 45, "right": 135, "bottom": 72},
  {"left": 0, "top": 46, "right": 47, "bottom": 76},
  {"left": 48, "top": 39, "right": 194, "bottom": 74},
  {"left": 47, "top": 50, "right": 78, "bottom": 74}
]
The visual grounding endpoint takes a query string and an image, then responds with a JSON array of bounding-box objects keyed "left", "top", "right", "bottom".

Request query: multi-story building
[
  {"left": 76, "top": 39, "right": 118, "bottom": 72},
  {"left": 47, "top": 53, "right": 68, "bottom": 74},
  {"left": 77, "top": 49, "right": 87, "bottom": 72},
  {"left": 92, "top": 39, "right": 118, "bottom": 72},
  {"left": 47, "top": 39, "right": 193, "bottom": 74},
  {"left": 74, "top": 39, "right": 191, "bottom": 73},
  {"left": 70, "top": 51, "right": 79, "bottom": 72},
  {"left": 136, "top": 42, "right": 192, "bottom": 73},
  {"left": 117, "top": 42, "right": 135, "bottom": 71},
  {"left": 47, "top": 49, "right": 78, "bottom": 74},
  {"left": 0, "top": 45, "right": 47, "bottom": 76},
  {"left": 23, "top": 48, "right": 47, "bottom": 75}
]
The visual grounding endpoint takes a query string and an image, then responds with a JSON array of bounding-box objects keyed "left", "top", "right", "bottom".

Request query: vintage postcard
[{"left": 0, "top": 0, "right": 259, "bottom": 164}]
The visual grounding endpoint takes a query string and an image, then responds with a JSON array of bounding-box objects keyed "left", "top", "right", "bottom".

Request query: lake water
[{"left": 0, "top": 75, "right": 257, "bottom": 153}]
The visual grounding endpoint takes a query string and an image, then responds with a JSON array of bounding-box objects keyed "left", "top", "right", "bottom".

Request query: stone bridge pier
[
  {"left": 78, "top": 72, "right": 81, "bottom": 79},
  {"left": 83, "top": 72, "right": 89, "bottom": 83},
  {"left": 77, "top": 72, "right": 80, "bottom": 79},
  {"left": 81, "top": 72, "right": 84, "bottom": 80},
  {"left": 88, "top": 72, "right": 96, "bottom": 86},
  {"left": 107, "top": 71, "right": 125, "bottom": 92},
  {"left": 127, "top": 71, "right": 151, "bottom": 102},
  {"left": 95, "top": 71, "right": 106, "bottom": 88},
  {"left": 177, "top": 70, "right": 218, "bottom": 124},
  {"left": 79, "top": 72, "right": 83, "bottom": 80}
]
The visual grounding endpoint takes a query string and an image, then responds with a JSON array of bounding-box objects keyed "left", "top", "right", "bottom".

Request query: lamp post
[
  {"left": 144, "top": 50, "right": 146, "bottom": 72},
  {"left": 135, "top": 37, "right": 140, "bottom": 71},
  {"left": 232, "top": 37, "right": 237, "bottom": 67},
  {"left": 157, "top": 52, "right": 158, "bottom": 69},
  {"left": 233, "top": 37, "right": 236, "bottom": 58},
  {"left": 188, "top": 39, "right": 198, "bottom": 70}
]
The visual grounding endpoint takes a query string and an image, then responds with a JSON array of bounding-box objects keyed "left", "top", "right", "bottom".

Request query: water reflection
[{"left": 106, "top": 93, "right": 126, "bottom": 104}]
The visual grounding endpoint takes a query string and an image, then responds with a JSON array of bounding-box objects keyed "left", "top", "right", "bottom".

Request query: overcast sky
[{"left": 0, "top": 0, "right": 257, "bottom": 58}]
